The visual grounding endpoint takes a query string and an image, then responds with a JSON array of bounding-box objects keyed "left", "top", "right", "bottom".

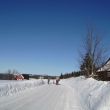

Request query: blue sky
[{"left": 0, "top": 0, "right": 110, "bottom": 75}]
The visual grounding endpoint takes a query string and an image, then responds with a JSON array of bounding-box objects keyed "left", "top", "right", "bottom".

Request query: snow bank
[
  {"left": 0, "top": 79, "right": 45, "bottom": 97},
  {"left": 61, "top": 76, "right": 110, "bottom": 110}
]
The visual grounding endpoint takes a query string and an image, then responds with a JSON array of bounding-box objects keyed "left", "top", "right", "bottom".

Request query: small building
[
  {"left": 97, "top": 58, "right": 110, "bottom": 81},
  {"left": 22, "top": 74, "right": 30, "bottom": 80}
]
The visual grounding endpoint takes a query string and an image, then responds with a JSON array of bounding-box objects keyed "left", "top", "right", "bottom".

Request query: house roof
[{"left": 98, "top": 58, "right": 110, "bottom": 72}]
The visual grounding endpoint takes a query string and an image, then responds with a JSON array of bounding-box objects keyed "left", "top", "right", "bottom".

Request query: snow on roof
[{"left": 98, "top": 58, "right": 110, "bottom": 72}]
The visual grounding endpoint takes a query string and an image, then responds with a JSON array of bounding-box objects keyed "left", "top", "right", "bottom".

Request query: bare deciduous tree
[{"left": 80, "top": 27, "right": 107, "bottom": 77}]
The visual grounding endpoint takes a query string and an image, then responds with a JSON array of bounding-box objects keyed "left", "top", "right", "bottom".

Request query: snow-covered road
[
  {"left": 0, "top": 77, "right": 109, "bottom": 110},
  {"left": 0, "top": 84, "right": 86, "bottom": 110}
]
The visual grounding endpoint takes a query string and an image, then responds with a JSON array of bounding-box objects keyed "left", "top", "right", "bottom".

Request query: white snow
[
  {"left": 0, "top": 76, "right": 110, "bottom": 110},
  {"left": 61, "top": 76, "right": 110, "bottom": 110},
  {"left": 0, "top": 79, "right": 45, "bottom": 97}
]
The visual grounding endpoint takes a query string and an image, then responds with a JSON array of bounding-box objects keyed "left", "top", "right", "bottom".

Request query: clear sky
[{"left": 0, "top": 0, "right": 110, "bottom": 75}]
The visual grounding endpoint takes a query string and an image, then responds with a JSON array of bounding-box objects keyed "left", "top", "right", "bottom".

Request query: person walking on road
[
  {"left": 47, "top": 77, "right": 50, "bottom": 84},
  {"left": 56, "top": 77, "right": 60, "bottom": 85}
]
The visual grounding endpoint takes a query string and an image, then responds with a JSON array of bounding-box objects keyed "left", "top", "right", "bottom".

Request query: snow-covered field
[{"left": 0, "top": 77, "right": 110, "bottom": 110}]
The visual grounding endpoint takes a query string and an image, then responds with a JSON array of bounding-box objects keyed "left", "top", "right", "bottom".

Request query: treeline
[
  {"left": 60, "top": 71, "right": 83, "bottom": 79},
  {"left": 30, "top": 74, "right": 57, "bottom": 79}
]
